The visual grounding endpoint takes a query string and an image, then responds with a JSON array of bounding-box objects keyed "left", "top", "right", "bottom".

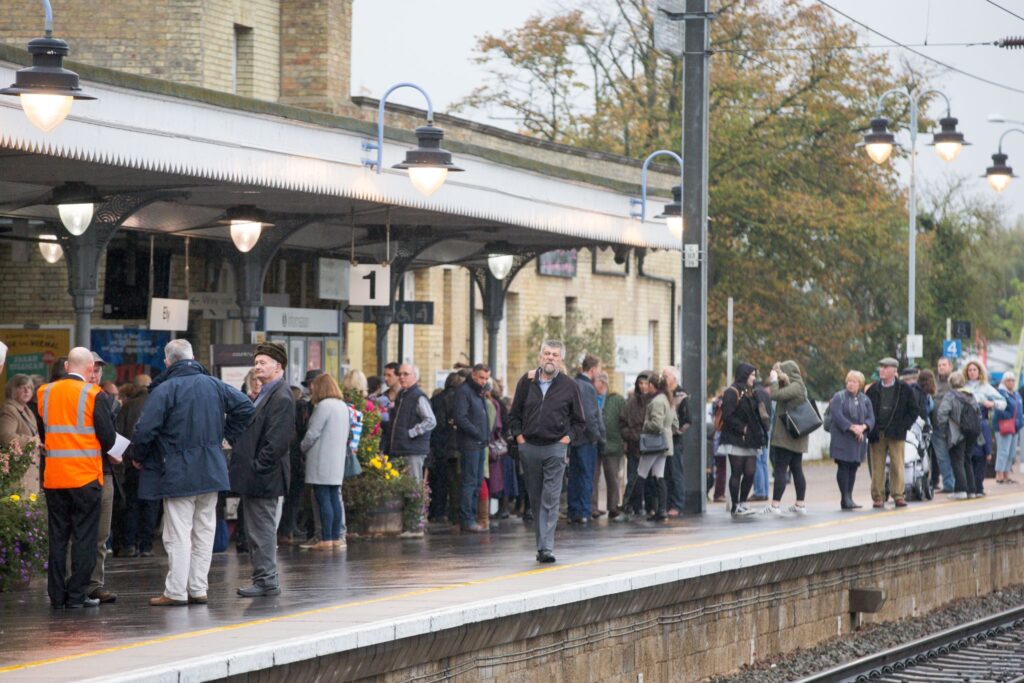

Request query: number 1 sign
[{"left": 349, "top": 264, "right": 391, "bottom": 306}]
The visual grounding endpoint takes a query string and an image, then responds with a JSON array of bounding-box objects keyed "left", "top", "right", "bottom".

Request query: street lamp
[
  {"left": 630, "top": 150, "right": 684, "bottom": 241},
  {"left": 38, "top": 234, "right": 62, "bottom": 263},
  {"left": 984, "top": 129, "right": 1024, "bottom": 193},
  {"left": 861, "top": 88, "right": 968, "bottom": 362},
  {"left": 362, "top": 82, "right": 464, "bottom": 197},
  {"left": 220, "top": 206, "right": 273, "bottom": 253},
  {"left": 0, "top": 1, "right": 96, "bottom": 132},
  {"left": 487, "top": 254, "right": 514, "bottom": 280}
]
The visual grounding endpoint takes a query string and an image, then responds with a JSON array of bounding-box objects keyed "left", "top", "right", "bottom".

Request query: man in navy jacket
[
  {"left": 130, "top": 339, "right": 254, "bottom": 606},
  {"left": 453, "top": 363, "right": 491, "bottom": 532}
]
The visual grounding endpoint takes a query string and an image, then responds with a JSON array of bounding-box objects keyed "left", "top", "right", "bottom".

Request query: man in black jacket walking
[
  {"left": 865, "top": 357, "right": 920, "bottom": 508},
  {"left": 509, "top": 340, "right": 587, "bottom": 563},
  {"left": 228, "top": 343, "right": 295, "bottom": 597}
]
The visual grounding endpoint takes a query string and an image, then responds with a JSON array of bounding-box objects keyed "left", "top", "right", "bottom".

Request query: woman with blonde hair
[
  {"left": 964, "top": 359, "right": 1004, "bottom": 496},
  {"left": 828, "top": 370, "right": 875, "bottom": 510},
  {"left": 300, "top": 374, "right": 350, "bottom": 550},
  {"left": 342, "top": 369, "right": 369, "bottom": 398}
]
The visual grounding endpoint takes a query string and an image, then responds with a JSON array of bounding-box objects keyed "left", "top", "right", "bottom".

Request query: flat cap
[
  {"left": 253, "top": 342, "right": 288, "bottom": 368},
  {"left": 878, "top": 357, "right": 899, "bottom": 368}
]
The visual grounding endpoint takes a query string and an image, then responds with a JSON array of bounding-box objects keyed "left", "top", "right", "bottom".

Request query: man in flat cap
[
  {"left": 229, "top": 343, "right": 295, "bottom": 597},
  {"left": 865, "top": 357, "right": 921, "bottom": 509}
]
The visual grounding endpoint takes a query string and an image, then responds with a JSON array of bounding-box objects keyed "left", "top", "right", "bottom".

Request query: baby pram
[{"left": 884, "top": 418, "right": 933, "bottom": 502}]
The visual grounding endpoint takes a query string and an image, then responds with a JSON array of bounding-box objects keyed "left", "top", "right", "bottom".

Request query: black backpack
[{"left": 954, "top": 392, "right": 982, "bottom": 443}]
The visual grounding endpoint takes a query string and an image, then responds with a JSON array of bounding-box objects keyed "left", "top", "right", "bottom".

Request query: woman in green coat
[
  {"left": 638, "top": 373, "right": 679, "bottom": 522},
  {"left": 767, "top": 360, "right": 810, "bottom": 515}
]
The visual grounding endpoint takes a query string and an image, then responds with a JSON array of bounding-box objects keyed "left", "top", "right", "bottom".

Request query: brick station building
[{"left": 0, "top": 0, "right": 682, "bottom": 393}]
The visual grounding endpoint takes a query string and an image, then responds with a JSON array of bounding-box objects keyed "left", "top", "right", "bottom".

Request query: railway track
[{"left": 794, "top": 605, "right": 1024, "bottom": 683}]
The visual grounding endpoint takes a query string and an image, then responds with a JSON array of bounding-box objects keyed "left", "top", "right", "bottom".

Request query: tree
[
  {"left": 525, "top": 312, "right": 616, "bottom": 372},
  {"left": 461, "top": 0, "right": 918, "bottom": 395}
]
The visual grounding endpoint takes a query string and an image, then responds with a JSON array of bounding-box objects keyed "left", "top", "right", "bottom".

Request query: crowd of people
[{"left": 1, "top": 334, "right": 1020, "bottom": 608}]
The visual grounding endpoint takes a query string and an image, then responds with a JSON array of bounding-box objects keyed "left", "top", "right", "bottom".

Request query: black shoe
[
  {"left": 66, "top": 597, "right": 100, "bottom": 609},
  {"left": 237, "top": 584, "right": 281, "bottom": 598},
  {"left": 536, "top": 550, "right": 556, "bottom": 563},
  {"left": 522, "top": 510, "right": 534, "bottom": 521}
]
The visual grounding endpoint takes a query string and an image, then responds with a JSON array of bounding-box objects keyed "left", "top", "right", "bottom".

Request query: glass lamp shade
[
  {"left": 21, "top": 93, "right": 73, "bottom": 132},
  {"left": 666, "top": 215, "right": 684, "bottom": 241},
  {"left": 488, "top": 254, "right": 514, "bottom": 280},
  {"left": 408, "top": 167, "right": 448, "bottom": 197},
  {"left": 38, "top": 234, "right": 63, "bottom": 264},
  {"left": 230, "top": 220, "right": 263, "bottom": 253},
  {"left": 57, "top": 202, "right": 94, "bottom": 236},
  {"left": 865, "top": 142, "right": 894, "bottom": 165},
  {"left": 934, "top": 141, "right": 963, "bottom": 163},
  {"left": 988, "top": 171, "right": 1012, "bottom": 193}
]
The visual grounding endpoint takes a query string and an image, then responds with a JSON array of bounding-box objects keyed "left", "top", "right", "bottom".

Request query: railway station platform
[{"left": 2, "top": 464, "right": 1023, "bottom": 682}]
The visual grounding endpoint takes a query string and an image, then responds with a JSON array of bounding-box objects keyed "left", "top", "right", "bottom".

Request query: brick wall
[{"left": 279, "top": 0, "right": 352, "bottom": 113}]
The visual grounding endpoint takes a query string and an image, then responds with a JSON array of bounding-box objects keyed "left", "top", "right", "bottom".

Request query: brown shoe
[
  {"left": 308, "top": 541, "right": 335, "bottom": 551},
  {"left": 89, "top": 588, "right": 117, "bottom": 603},
  {"left": 872, "top": 501, "right": 884, "bottom": 508},
  {"left": 894, "top": 499, "right": 908, "bottom": 508},
  {"left": 149, "top": 595, "right": 187, "bottom": 607},
  {"left": 188, "top": 595, "right": 208, "bottom": 605}
]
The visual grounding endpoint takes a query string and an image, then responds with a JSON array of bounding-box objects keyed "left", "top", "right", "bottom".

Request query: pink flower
[
  {"left": 365, "top": 400, "right": 374, "bottom": 411},
  {"left": 371, "top": 424, "right": 381, "bottom": 437}
]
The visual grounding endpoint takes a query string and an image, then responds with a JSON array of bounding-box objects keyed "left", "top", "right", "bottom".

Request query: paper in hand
[{"left": 107, "top": 433, "right": 131, "bottom": 464}]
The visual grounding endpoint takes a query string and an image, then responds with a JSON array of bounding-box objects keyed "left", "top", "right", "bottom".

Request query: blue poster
[{"left": 90, "top": 329, "right": 171, "bottom": 384}]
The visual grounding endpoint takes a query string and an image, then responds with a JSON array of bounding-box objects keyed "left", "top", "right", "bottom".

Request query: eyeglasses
[{"left": 398, "top": 372, "right": 412, "bottom": 377}]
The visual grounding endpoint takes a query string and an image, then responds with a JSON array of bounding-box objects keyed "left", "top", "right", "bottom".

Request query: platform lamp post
[
  {"left": 362, "top": 83, "right": 464, "bottom": 197},
  {"left": 0, "top": 0, "right": 96, "bottom": 132},
  {"left": 631, "top": 149, "right": 684, "bottom": 366},
  {"left": 861, "top": 88, "right": 968, "bottom": 364},
  {"left": 983, "top": 129, "right": 1024, "bottom": 193}
]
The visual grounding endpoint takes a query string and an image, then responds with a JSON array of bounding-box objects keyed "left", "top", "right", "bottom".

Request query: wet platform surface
[{"left": 2, "top": 464, "right": 1023, "bottom": 681}]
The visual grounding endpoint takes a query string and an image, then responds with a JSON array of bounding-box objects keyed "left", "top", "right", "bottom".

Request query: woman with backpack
[
  {"left": 766, "top": 360, "right": 811, "bottom": 515},
  {"left": 828, "top": 370, "right": 875, "bottom": 510},
  {"left": 935, "top": 371, "right": 982, "bottom": 500},
  {"left": 718, "top": 363, "right": 768, "bottom": 516}
]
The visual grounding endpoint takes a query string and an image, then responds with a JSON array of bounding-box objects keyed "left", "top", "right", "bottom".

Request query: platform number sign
[
  {"left": 349, "top": 264, "right": 391, "bottom": 307},
  {"left": 943, "top": 339, "right": 962, "bottom": 359}
]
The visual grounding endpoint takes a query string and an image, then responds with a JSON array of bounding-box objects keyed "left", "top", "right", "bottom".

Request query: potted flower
[
  {"left": 341, "top": 389, "right": 427, "bottom": 536},
  {"left": 0, "top": 440, "right": 47, "bottom": 591}
]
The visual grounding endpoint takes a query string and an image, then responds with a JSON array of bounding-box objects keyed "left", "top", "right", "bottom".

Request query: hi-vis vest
[{"left": 38, "top": 378, "right": 104, "bottom": 489}]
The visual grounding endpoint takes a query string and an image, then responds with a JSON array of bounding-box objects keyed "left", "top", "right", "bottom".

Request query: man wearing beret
[
  {"left": 229, "top": 343, "right": 296, "bottom": 597},
  {"left": 865, "top": 357, "right": 921, "bottom": 509}
]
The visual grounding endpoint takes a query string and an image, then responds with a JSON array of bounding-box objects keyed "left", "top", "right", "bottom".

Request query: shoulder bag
[
  {"left": 783, "top": 399, "right": 822, "bottom": 439},
  {"left": 638, "top": 431, "right": 669, "bottom": 455}
]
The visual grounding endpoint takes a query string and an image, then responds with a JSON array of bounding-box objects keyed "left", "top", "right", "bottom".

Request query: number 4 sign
[{"left": 349, "top": 264, "right": 391, "bottom": 306}]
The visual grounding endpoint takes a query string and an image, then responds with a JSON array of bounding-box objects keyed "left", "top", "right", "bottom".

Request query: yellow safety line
[{"left": 0, "top": 492, "right": 1013, "bottom": 675}]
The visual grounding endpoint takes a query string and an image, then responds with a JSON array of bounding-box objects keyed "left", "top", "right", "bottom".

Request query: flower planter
[{"left": 363, "top": 497, "right": 404, "bottom": 535}]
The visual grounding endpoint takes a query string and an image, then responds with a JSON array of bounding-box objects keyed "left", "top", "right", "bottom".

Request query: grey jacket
[
  {"left": 828, "top": 390, "right": 875, "bottom": 463},
  {"left": 572, "top": 373, "right": 606, "bottom": 447},
  {"left": 769, "top": 360, "right": 809, "bottom": 453},
  {"left": 936, "top": 389, "right": 984, "bottom": 448},
  {"left": 300, "top": 398, "right": 350, "bottom": 485},
  {"left": 641, "top": 393, "right": 678, "bottom": 457}
]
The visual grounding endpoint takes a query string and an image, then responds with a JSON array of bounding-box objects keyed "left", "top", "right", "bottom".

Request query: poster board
[
  {"left": 0, "top": 327, "right": 72, "bottom": 396},
  {"left": 91, "top": 329, "right": 171, "bottom": 384}
]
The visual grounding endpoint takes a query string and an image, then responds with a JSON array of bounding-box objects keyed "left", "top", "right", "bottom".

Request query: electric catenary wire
[
  {"left": 985, "top": 0, "right": 1024, "bottom": 24},
  {"left": 816, "top": 0, "right": 1024, "bottom": 96}
]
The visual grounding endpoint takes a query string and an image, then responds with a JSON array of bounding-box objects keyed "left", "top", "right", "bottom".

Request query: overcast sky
[{"left": 351, "top": 0, "right": 1024, "bottom": 222}]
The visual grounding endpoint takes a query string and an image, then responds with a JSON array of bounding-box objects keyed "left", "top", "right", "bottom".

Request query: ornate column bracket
[
  {"left": 226, "top": 218, "right": 316, "bottom": 339},
  {"left": 61, "top": 191, "right": 186, "bottom": 347},
  {"left": 466, "top": 250, "right": 540, "bottom": 371}
]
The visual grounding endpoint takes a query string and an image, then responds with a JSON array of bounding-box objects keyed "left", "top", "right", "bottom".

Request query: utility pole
[{"left": 681, "top": 0, "right": 710, "bottom": 514}]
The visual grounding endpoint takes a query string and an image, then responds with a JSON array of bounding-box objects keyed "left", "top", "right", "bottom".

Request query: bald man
[{"left": 38, "top": 347, "right": 117, "bottom": 608}]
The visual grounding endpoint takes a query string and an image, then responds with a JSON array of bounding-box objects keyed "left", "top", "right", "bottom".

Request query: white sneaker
[
  {"left": 765, "top": 505, "right": 783, "bottom": 516},
  {"left": 789, "top": 505, "right": 808, "bottom": 516},
  {"left": 737, "top": 505, "right": 758, "bottom": 517},
  {"left": 967, "top": 493, "right": 976, "bottom": 499},
  {"left": 948, "top": 492, "right": 968, "bottom": 500}
]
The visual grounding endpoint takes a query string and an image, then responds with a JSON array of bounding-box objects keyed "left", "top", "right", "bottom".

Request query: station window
[{"left": 233, "top": 24, "right": 254, "bottom": 98}]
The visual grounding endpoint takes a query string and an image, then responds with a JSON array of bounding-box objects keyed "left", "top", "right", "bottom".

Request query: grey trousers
[
  {"left": 520, "top": 442, "right": 567, "bottom": 553},
  {"left": 403, "top": 454, "right": 426, "bottom": 483},
  {"left": 242, "top": 495, "right": 281, "bottom": 589}
]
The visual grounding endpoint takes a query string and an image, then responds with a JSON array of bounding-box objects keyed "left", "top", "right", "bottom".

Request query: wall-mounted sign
[
  {"left": 615, "top": 335, "right": 649, "bottom": 374},
  {"left": 261, "top": 306, "right": 339, "bottom": 335},
  {"left": 149, "top": 298, "right": 190, "bottom": 331},
  {"left": 537, "top": 249, "right": 578, "bottom": 278},
  {"left": 349, "top": 264, "right": 391, "bottom": 306},
  {"left": 189, "top": 292, "right": 238, "bottom": 320},
  {"left": 91, "top": 329, "right": 171, "bottom": 383},
  {"left": 317, "top": 258, "right": 350, "bottom": 301},
  {"left": 362, "top": 301, "right": 434, "bottom": 325}
]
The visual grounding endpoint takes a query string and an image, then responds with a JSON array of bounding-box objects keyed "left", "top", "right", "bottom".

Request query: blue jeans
[
  {"left": 995, "top": 431, "right": 1020, "bottom": 473},
  {"left": 666, "top": 436, "right": 686, "bottom": 511},
  {"left": 931, "top": 430, "right": 955, "bottom": 491},
  {"left": 459, "top": 450, "right": 485, "bottom": 528},
  {"left": 312, "top": 485, "right": 342, "bottom": 541},
  {"left": 568, "top": 443, "right": 598, "bottom": 519},
  {"left": 753, "top": 447, "right": 769, "bottom": 498}
]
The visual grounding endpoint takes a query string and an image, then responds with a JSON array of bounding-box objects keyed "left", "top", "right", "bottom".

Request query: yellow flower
[
  {"left": 28, "top": 493, "right": 37, "bottom": 502},
  {"left": 9, "top": 494, "right": 20, "bottom": 502},
  {"left": 372, "top": 460, "right": 382, "bottom": 470}
]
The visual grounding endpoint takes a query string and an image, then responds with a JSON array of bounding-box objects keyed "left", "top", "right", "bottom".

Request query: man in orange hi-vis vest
[{"left": 38, "top": 347, "right": 117, "bottom": 609}]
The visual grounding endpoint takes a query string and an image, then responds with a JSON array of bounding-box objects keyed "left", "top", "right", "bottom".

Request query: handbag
[
  {"left": 343, "top": 447, "right": 362, "bottom": 479},
  {"left": 488, "top": 435, "right": 509, "bottom": 459},
  {"left": 638, "top": 431, "right": 669, "bottom": 455},
  {"left": 999, "top": 398, "right": 1018, "bottom": 436},
  {"left": 783, "top": 399, "right": 823, "bottom": 439}
]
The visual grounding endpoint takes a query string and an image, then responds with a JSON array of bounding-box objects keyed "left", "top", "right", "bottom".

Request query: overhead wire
[
  {"left": 713, "top": 41, "right": 996, "bottom": 53},
  {"left": 985, "top": 0, "right": 1024, "bottom": 24},
  {"left": 815, "top": 0, "right": 1024, "bottom": 96}
]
